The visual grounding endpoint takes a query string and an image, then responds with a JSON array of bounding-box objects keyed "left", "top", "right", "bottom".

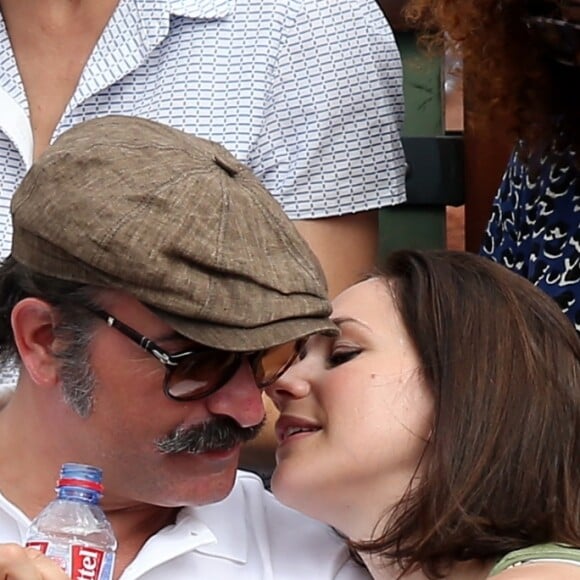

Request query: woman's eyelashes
[
  {"left": 327, "top": 346, "right": 363, "bottom": 368},
  {"left": 294, "top": 337, "right": 363, "bottom": 367}
]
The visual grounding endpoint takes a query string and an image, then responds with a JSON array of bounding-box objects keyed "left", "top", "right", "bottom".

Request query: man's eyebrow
[{"left": 331, "top": 316, "right": 371, "bottom": 331}]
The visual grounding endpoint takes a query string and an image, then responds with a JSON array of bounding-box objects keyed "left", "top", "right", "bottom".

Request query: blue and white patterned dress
[{"left": 481, "top": 143, "right": 580, "bottom": 332}]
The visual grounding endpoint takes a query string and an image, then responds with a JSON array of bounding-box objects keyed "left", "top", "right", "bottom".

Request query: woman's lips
[{"left": 275, "top": 415, "right": 321, "bottom": 444}]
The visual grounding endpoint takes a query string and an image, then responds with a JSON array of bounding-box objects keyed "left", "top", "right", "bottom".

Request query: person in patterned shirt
[{"left": 0, "top": 0, "right": 405, "bottom": 303}]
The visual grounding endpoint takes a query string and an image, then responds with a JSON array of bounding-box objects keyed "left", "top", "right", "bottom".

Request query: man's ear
[{"left": 11, "top": 298, "right": 61, "bottom": 387}]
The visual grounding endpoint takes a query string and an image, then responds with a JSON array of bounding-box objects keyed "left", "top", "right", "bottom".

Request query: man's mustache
[{"left": 156, "top": 416, "right": 265, "bottom": 454}]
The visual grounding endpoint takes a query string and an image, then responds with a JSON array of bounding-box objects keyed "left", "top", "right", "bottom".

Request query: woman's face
[{"left": 267, "top": 278, "right": 433, "bottom": 540}]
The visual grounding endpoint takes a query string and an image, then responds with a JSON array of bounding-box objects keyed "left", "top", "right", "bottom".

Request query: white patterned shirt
[{"left": 0, "top": 0, "right": 405, "bottom": 386}]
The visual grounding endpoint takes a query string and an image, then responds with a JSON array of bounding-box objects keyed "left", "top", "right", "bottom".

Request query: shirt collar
[
  {"left": 179, "top": 473, "right": 249, "bottom": 563},
  {"left": 85, "top": 476, "right": 249, "bottom": 578},
  {"left": 133, "top": 0, "right": 233, "bottom": 56}
]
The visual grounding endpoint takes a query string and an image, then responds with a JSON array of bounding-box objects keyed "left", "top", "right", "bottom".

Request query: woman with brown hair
[
  {"left": 404, "top": 0, "right": 580, "bottom": 333},
  {"left": 268, "top": 249, "right": 580, "bottom": 579}
]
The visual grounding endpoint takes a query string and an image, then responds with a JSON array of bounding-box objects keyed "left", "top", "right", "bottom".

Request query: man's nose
[{"left": 205, "top": 358, "right": 265, "bottom": 427}]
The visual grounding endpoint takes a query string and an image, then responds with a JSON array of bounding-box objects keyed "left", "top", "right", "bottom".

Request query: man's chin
[{"left": 161, "top": 468, "right": 239, "bottom": 508}]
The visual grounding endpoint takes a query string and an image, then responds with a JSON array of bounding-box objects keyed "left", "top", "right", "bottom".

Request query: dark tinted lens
[
  {"left": 253, "top": 339, "right": 304, "bottom": 387},
  {"left": 166, "top": 350, "right": 241, "bottom": 400}
]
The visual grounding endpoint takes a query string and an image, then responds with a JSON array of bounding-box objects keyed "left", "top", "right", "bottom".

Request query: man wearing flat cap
[{"left": 0, "top": 116, "right": 367, "bottom": 579}]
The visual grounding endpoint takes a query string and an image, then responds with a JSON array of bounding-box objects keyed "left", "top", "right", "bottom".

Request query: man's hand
[{"left": 0, "top": 545, "right": 68, "bottom": 579}]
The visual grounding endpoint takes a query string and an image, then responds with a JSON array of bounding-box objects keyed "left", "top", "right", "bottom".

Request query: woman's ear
[{"left": 11, "top": 298, "right": 61, "bottom": 387}]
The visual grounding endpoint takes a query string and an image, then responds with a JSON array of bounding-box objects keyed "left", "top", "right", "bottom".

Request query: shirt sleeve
[{"left": 248, "top": 0, "right": 406, "bottom": 220}]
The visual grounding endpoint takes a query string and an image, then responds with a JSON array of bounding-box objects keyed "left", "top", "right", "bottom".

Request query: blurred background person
[
  {"left": 0, "top": 0, "right": 405, "bottom": 301},
  {"left": 405, "top": 0, "right": 580, "bottom": 332}
]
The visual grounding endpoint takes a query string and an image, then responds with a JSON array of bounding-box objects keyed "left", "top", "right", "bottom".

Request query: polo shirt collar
[
  {"left": 180, "top": 475, "right": 248, "bottom": 563},
  {"left": 134, "top": 0, "right": 234, "bottom": 62},
  {"left": 65, "top": 0, "right": 233, "bottom": 118},
  {"left": 110, "top": 481, "right": 248, "bottom": 578}
]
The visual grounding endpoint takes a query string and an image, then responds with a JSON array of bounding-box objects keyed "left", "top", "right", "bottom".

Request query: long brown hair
[{"left": 351, "top": 250, "right": 580, "bottom": 578}]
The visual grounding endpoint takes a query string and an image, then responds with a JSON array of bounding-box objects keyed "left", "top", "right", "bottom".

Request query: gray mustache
[{"left": 156, "top": 417, "right": 264, "bottom": 454}]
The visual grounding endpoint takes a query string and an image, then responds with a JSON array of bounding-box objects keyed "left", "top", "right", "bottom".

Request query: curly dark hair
[{"left": 405, "top": 0, "right": 580, "bottom": 156}]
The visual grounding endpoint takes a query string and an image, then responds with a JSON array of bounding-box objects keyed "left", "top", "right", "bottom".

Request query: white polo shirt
[{"left": 0, "top": 471, "right": 368, "bottom": 579}]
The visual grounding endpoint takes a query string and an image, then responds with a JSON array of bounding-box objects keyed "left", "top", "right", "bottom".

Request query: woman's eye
[{"left": 328, "top": 348, "right": 362, "bottom": 367}]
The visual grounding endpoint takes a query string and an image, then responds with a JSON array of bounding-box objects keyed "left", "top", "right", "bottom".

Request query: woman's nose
[{"left": 265, "top": 365, "right": 311, "bottom": 410}]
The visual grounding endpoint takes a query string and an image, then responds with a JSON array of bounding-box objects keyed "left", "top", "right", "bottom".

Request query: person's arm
[
  {"left": 0, "top": 545, "right": 68, "bottom": 580},
  {"left": 293, "top": 211, "right": 378, "bottom": 298},
  {"left": 248, "top": 0, "right": 406, "bottom": 296}
]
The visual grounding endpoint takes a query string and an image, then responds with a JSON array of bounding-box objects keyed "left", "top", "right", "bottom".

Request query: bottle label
[
  {"left": 25, "top": 541, "right": 49, "bottom": 553},
  {"left": 26, "top": 542, "right": 115, "bottom": 580},
  {"left": 71, "top": 546, "right": 105, "bottom": 580}
]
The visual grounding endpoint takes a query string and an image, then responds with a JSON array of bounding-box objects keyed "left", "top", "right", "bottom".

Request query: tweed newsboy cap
[{"left": 11, "top": 115, "right": 337, "bottom": 350}]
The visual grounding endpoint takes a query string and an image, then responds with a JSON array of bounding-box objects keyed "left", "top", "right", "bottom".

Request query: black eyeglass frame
[{"left": 84, "top": 306, "right": 303, "bottom": 401}]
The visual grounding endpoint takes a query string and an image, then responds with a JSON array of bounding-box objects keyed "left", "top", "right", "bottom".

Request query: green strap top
[{"left": 489, "top": 543, "right": 580, "bottom": 576}]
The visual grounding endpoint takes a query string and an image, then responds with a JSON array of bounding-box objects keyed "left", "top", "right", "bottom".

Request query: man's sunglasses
[{"left": 84, "top": 306, "right": 305, "bottom": 401}]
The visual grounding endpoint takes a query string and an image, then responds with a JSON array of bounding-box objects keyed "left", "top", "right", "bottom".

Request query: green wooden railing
[{"left": 379, "top": 32, "right": 464, "bottom": 257}]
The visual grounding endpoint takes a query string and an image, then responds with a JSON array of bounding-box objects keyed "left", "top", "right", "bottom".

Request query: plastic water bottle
[{"left": 25, "top": 463, "right": 117, "bottom": 579}]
